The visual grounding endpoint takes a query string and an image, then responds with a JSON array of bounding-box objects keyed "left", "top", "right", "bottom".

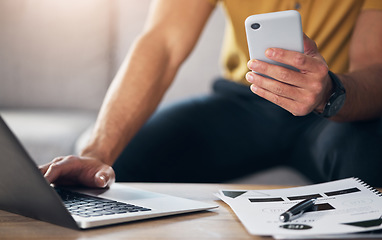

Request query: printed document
[{"left": 216, "top": 178, "right": 382, "bottom": 237}]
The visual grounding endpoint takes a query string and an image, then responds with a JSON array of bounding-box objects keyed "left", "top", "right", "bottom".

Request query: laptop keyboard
[{"left": 55, "top": 188, "right": 151, "bottom": 218}]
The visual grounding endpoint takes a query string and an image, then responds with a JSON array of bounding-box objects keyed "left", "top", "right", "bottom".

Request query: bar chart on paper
[{"left": 216, "top": 178, "right": 382, "bottom": 238}]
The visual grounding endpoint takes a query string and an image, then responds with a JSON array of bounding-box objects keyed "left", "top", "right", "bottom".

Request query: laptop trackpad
[{"left": 69, "top": 183, "right": 161, "bottom": 202}]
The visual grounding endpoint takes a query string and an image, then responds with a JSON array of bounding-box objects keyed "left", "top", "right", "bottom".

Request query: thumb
[
  {"left": 94, "top": 169, "right": 115, "bottom": 188},
  {"left": 303, "top": 33, "right": 318, "bottom": 56}
]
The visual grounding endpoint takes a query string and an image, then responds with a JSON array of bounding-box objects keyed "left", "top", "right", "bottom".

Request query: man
[{"left": 40, "top": 0, "right": 382, "bottom": 187}]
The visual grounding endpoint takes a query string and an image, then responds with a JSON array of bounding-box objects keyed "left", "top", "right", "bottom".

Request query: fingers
[
  {"left": 41, "top": 155, "right": 116, "bottom": 188},
  {"left": 247, "top": 59, "right": 303, "bottom": 87},
  {"left": 246, "top": 71, "right": 300, "bottom": 100},
  {"left": 43, "top": 156, "right": 78, "bottom": 185},
  {"left": 39, "top": 156, "right": 64, "bottom": 175},
  {"left": 247, "top": 34, "right": 327, "bottom": 82},
  {"left": 246, "top": 32, "right": 328, "bottom": 85},
  {"left": 249, "top": 84, "right": 297, "bottom": 113},
  {"left": 247, "top": 72, "right": 315, "bottom": 116},
  {"left": 246, "top": 61, "right": 329, "bottom": 116},
  {"left": 267, "top": 48, "right": 327, "bottom": 75}
]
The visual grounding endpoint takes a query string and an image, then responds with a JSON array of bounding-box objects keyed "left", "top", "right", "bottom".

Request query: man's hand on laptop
[{"left": 39, "top": 156, "right": 115, "bottom": 188}]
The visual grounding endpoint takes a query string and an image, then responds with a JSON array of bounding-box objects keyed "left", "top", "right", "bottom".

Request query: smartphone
[{"left": 245, "top": 10, "right": 303, "bottom": 78}]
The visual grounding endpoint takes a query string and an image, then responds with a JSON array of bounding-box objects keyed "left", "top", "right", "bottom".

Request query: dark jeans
[{"left": 113, "top": 79, "right": 382, "bottom": 187}]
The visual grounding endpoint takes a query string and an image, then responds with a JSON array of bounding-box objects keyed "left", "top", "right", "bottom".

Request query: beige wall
[
  {"left": 0, "top": 0, "right": 111, "bottom": 110},
  {"left": 0, "top": 0, "right": 225, "bottom": 110}
]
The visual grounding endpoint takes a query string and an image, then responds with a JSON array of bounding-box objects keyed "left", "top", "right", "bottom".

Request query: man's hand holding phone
[
  {"left": 246, "top": 33, "right": 333, "bottom": 116},
  {"left": 244, "top": 11, "right": 333, "bottom": 116}
]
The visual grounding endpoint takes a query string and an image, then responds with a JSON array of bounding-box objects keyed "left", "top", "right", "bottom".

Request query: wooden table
[{"left": 0, "top": 183, "right": 286, "bottom": 240}]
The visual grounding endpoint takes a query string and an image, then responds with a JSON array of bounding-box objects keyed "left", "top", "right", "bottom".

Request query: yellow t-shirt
[{"left": 207, "top": 0, "right": 382, "bottom": 85}]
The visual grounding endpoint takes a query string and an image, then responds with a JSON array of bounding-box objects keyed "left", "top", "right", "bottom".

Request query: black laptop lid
[{"left": 0, "top": 116, "right": 78, "bottom": 229}]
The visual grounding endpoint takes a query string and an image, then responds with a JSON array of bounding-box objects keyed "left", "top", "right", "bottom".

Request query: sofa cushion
[{"left": 0, "top": 109, "right": 96, "bottom": 165}]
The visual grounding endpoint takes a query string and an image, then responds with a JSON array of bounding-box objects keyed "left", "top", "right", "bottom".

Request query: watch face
[{"left": 327, "top": 94, "right": 346, "bottom": 117}]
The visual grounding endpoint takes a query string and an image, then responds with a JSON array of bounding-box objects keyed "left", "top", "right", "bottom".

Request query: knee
[{"left": 317, "top": 133, "right": 382, "bottom": 187}]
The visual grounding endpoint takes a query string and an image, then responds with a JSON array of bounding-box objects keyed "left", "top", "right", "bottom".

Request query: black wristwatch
[{"left": 317, "top": 71, "right": 346, "bottom": 118}]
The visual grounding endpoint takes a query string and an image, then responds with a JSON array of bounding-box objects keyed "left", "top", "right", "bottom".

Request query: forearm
[
  {"left": 332, "top": 64, "right": 382, "bottom": 122},
  {"left": 333, "top": 10, "right": 382, "bottom": 122},
  {"left": 81, "top": 33, "right": 179, "bottom": 166},
  {"left": 76, "top": 0, "right": 214, "bottom": 166}
]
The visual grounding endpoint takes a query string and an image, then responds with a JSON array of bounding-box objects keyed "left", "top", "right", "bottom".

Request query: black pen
[{"left": 279, "top": 198, "right": 316, "bottom": 222}]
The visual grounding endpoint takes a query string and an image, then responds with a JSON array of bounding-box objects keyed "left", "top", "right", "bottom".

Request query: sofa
[{"left": 0, "top": 0, "right": 310, "bottom": 185}]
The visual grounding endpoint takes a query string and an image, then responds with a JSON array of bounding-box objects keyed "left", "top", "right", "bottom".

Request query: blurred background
[
  {"left": 0, "top": 0, "right": 224, "bottom": 165},
  {"left": 0, "top": 0, "right": 310, "bottom": 185}
]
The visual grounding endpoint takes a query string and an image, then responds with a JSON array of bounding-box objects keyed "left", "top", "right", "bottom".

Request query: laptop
[{"left": 0, "top": 115, "right": 218, "bottom": 229}]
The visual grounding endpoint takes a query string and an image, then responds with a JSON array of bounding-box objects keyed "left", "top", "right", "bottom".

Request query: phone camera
[{"left": 251, "top": 23, "right": 260, "bottom": 30}]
